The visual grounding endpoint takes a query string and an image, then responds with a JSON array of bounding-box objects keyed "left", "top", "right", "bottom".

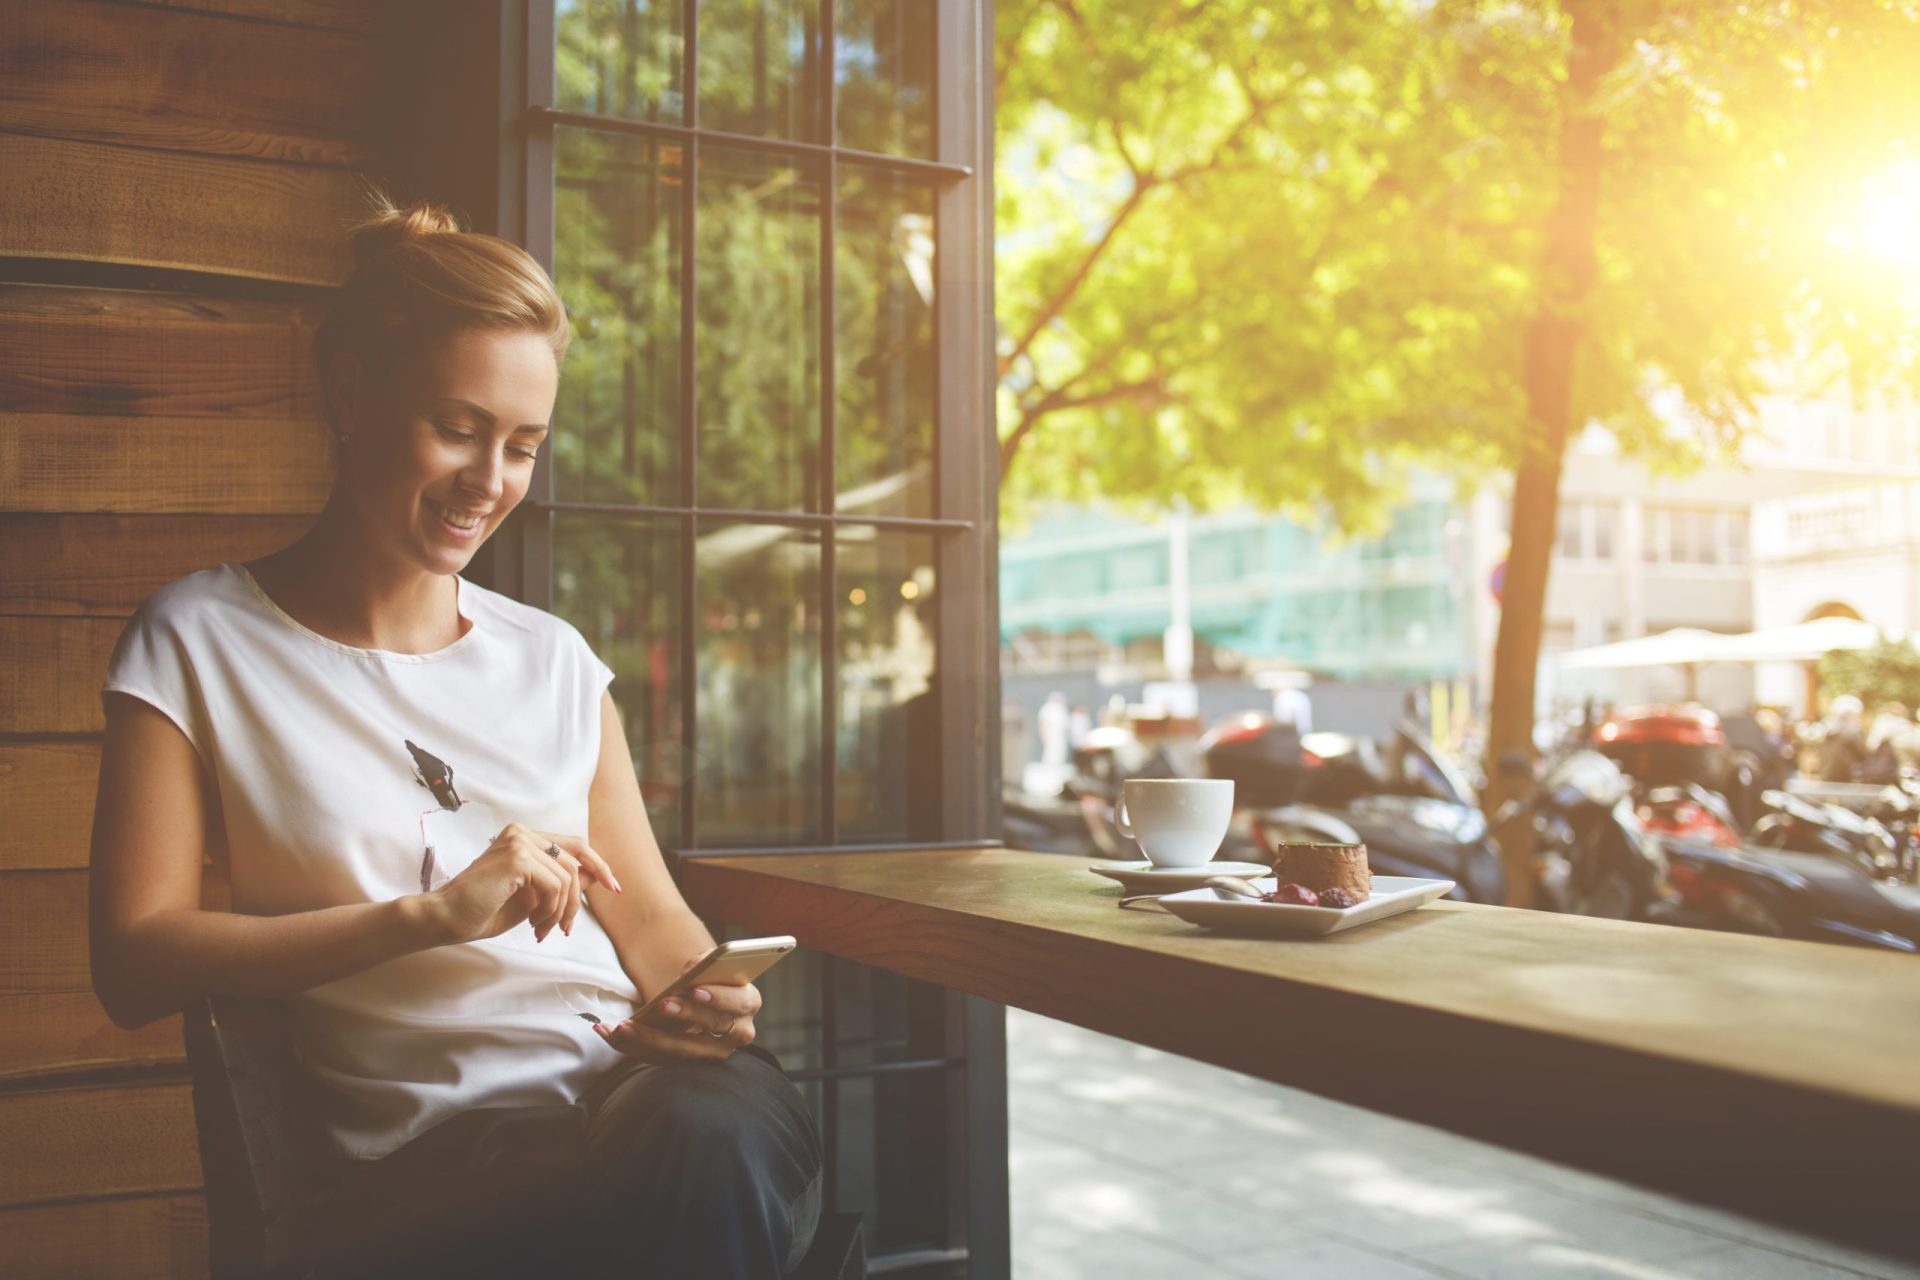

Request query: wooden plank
[
  {"left": 115, "top": 0, "right": 395, "bottom": 35},
  {"left": 0, "top": 1, "right": 385, "bottom": 168},
  {"left": 0, "top": 515, "right": 310, "bottom": 617},
  {"left": 0, "top": 872, "right": 93, "bottom": 994},
  {"left": 0, "top": 1083, "right": 201, "bottom": 1205},
  {"left": 0, "top": 618, "right": 120, "bottom": 736},
  {"left": 0, "top": 992, "right": 185, "bottom": 1081},
  {"left": 0, "top": 412, "right": 329, "bottom": 514},
  {"left": 0, "top": 1193, "right": 207, "bottom": 1279},
  {"left": 0, "top": 870, "right": 228, "bottom": 996},
  {"left": 680, "top": 848, "right": 1920, "bottom": 1258},
  {"left": 0, "top": 741, "right": 99, "bottom": 871},
  {"left": 0, "top": 134, "right": 361, "bottom": 285},
  {"left": 0, "top": 286, "right": 326, "bottom": 421}
]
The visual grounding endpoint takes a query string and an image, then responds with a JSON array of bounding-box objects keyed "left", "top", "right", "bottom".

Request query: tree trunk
[{"left": 1483, "top": 1, "right": 1619, "bottom": 909}]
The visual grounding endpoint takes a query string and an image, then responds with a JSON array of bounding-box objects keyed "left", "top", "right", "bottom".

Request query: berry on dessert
[
  {"left": 1263, "top": 882, "right": 1320, "bottom": 906},
  {"left": 1318, "top": 887, "right": 1360, "bottom": 910}
]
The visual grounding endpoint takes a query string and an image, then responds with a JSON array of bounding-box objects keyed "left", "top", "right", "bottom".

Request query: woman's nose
[{"left": 460, "top": 451, "right": 508, "bottom": 500}]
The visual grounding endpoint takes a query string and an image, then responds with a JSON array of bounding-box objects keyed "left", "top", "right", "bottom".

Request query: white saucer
[
  {"left": 1157, "top": 875, "right": 1456, "bottom": 937},
  {"left": 1089, "top": 860, "right": 1276, "bottom": 894}
]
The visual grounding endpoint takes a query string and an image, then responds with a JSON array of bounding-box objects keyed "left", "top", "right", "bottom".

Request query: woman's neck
[{"left": 247, "top": 516, "right": 467, "bottom": 654}]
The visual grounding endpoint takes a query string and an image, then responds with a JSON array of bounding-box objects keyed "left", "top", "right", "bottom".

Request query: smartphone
[{"left": 634, "top": 935, "right": 797, "bottom": 1023}]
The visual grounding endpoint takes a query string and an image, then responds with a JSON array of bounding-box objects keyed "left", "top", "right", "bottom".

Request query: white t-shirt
[{"left": 99, "top": 560, "right": 640, "bottom": 1160}]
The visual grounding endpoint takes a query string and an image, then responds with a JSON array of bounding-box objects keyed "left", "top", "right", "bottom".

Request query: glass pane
[
  {"left": 555, "top": 0, "right": 686, "bottom": 124},
  {"left": 696, "top": 147, "right": 823, "bottom": 511},
  {"left": 695, "top": 521, "right": 822, "bottom": 844},
  {"left": 555, "top": 126, "right": 685, "bottom": 505},
  {"left": 725, "top": 936, "right": 825, "bottom": 1071},
  {"left": 835, "top": 0, "right": 936, "bottom": 158},
  {"left": 551, "top": 515, "right": 686, "bottom": 845},
  {"left": 698, "top": 0, "right": 824, "bottom": 142},
  {"left": 837, "top": 532, "right": 939, "bottom": 841},
  {"left": 836, "top": 170, "right": 935, "bottom": 517},
  {"left": 832, "top": 970, "right": 953, "bottom": 1254},
  {"left": 1556, "top": 500, "right": 1582, "bottom": 558}
]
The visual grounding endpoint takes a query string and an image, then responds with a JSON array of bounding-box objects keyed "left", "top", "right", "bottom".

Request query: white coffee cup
[{"left": 1116, "top": 778, "right": 1234, "bottom": 867}]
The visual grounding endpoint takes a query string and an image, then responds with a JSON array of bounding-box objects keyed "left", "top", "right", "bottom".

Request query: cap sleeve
[
  {"left": 584, "top": 635, "right": 615, "bottom": 699},
  {"left": 100, "top": 597, "right": 213, "bottom": 773}
]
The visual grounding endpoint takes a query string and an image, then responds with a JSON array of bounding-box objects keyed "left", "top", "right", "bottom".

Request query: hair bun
[{"left": 346, "top": 189, "right": 467, "bottom": 271}]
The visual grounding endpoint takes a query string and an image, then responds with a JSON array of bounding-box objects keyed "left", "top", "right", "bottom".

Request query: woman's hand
[
  {"left": 592, "top": 955, "right": 762, "bottom": 1064},
  {"left": 424, "top": 822, "right": 623, "bottom": 946}
]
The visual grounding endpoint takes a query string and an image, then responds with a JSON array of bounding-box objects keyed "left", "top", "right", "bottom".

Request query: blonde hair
[{"left": 316, "top": 184, "right": 570, "bottom": 444}]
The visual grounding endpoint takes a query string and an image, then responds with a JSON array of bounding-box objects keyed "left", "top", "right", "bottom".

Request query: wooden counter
[{"left": 680, "top": 847, "right": 1920, "bottom": 1260}]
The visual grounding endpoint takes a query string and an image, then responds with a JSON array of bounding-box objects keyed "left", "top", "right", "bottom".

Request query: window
[
  {"left": 1592, "top": 502, "right": 1616, "bottom": 559},
  {"left": 1641, "top": 505, "right": 1668, "bottom": 563},
  {"left": 512, "top": 5, "right": 1001, "bottom": 1272},
  {"left": 1724, "top": 510, "right": 1749, "bottom": 565},
  {"left": 1555, "top": 500, "right": 1616, "bottom": 561},
  {"left": 1639, "top": 505, "right": 1743, "bottom": 565},
  {"left": 539, "top": 0, "right": 978, "bottom": 851},
  {"left": 1556, "top": 500, "right": 1584, "bottom": 559},
  {"left": 1112, "top": 546, "right": 1165, "bottom": 591}
]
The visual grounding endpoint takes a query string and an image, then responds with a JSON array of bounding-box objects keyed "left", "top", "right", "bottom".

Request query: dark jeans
[{"left": 289, "top": 1045, "right": 822, "bottom": 1279}]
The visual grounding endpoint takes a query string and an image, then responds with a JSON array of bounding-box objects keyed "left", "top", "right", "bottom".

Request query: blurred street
[{"left": 1008, "top": 1008, "right": 1920, "bottom": 1280}]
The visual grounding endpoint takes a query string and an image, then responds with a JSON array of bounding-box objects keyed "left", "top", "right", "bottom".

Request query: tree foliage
[
  {"left": 1820, "top": 638, "right": 1920, "bottom": 713},
  {"left": 994, "top": 0, "right": 1920, "bottom": 529}
]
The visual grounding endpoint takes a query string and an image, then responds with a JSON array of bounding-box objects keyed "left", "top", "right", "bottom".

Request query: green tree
[
  {"left": 996, "top": 0, "right": 1920, "bottom": 903},
  {"left": 1820, "top": 639, "right": 1920, "bottom": 714}
]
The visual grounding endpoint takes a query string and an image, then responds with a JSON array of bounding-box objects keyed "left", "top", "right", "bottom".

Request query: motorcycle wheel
[
  {"left": 1569, "top": 859, "right": 1636, "bottom": 920},
  {"left": 1720, "top": 885, "right": 1789, "bottom": 937}
]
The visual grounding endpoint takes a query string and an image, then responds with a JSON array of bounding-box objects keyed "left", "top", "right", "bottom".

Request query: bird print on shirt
[{"left": 406, "top": 738, "right": 506, "bottom": 895}]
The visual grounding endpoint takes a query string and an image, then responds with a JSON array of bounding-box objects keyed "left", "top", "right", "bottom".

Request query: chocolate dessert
[{"left": 1274, "top": 842, "right": 1371, "bottom": 902}]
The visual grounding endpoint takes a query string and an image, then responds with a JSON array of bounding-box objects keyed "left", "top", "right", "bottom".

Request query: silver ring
[{"left": 545, "top": 842, "right": 564, "bottom": 859}]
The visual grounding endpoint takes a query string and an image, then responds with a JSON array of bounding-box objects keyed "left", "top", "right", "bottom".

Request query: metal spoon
[
  {"left": 1119, "top": 875, "right": 1268, "bottom": 911},
  {"left": 1205, "top": 875, "right": 1267, "bottom": 901}
]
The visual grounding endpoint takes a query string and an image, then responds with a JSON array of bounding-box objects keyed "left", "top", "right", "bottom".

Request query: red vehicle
[{"left": 1594, "top": 704, "right": 1733, "bottom": 796}]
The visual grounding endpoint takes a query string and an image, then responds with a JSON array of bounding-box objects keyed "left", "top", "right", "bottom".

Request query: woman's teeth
[{"left": 431, "top": 501, "right": 483, "bottom": 531}]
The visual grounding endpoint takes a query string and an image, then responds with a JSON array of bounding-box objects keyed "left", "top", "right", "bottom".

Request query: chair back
[
  {"left": 182, "top": 995, "right": 336, "bottom": 1280},
  {"left": 186, "top": 994, "right": 865, "bottom": 1278}
]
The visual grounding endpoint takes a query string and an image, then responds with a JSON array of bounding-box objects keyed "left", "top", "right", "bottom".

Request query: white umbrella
[
  {"left": 1558, "top": 627, "right": 1724, "bottom": 670},
  {"left": 1700, "top": 617, "right": 1891, "bottom": 663}
]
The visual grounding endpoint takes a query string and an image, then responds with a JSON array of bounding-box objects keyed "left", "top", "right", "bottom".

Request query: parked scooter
[
  {"left": 1494, "top": 750, "right": 1671, "bottom": 920},
  {"left": 1638, "top": 785, "right": 1920, "bottom": 951},
  {"left": 1203, "top": 715, "right": 1509, "bottom": 904},
  {"left": 1001, "top": 781, "right": 1106, "bottom": 858},
  {"left": 1748, "top": 788, "right": 1904, "bottom": 880}
]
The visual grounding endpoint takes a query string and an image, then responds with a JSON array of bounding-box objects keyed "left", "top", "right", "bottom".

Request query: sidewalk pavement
[{"left": 1008, "top": 1008, "right": 1919, "bottom": 1280}]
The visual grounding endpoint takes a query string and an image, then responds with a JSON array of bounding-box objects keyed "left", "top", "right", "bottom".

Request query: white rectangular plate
[{"left": 1156, "top": 875, "right": 1456, "bottom": 937}]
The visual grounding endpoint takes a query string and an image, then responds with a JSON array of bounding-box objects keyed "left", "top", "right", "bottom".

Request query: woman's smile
[{"left": 426, "top": 497, "right": 488, "bottom": 539}]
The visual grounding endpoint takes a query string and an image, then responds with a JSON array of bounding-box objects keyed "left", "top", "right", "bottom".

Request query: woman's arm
[
  {"left": 90, "top": 693, "right": 449, "bottom": 1030},
  {"left": 580, "top": 689, "right": 718, "bottom": 1002}
]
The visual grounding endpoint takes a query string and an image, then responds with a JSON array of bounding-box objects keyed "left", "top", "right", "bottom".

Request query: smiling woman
[{"left": 89, "top": 186, "right": 822, "bottom": 1277}]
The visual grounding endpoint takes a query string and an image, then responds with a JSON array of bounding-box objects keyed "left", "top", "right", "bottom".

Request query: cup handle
[{"left": 1115, "top": 795, "right": 1134, "bottom": 840}]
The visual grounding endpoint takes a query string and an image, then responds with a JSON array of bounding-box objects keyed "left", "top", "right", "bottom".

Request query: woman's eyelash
[{"left": 433, "top": 421, "right": 539, "bottom": 461}]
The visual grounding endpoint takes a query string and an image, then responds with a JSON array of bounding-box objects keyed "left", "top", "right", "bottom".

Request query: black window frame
[{"left": 507, "top": 0, "right": 1000, "bottom": 859}]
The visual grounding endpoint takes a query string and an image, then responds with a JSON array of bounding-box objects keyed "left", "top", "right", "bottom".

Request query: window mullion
[
  {"left": 678, "top": 0, "right": 700, "bottom": 850},
  {"left": 820, "top": 0, "right": 839, "bottom": 846}
]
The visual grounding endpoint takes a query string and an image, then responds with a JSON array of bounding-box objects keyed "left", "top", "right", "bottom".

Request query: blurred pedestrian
[
  {"left": 1818, "top": 694, "right": 1869, "bottom": 783},
  {"left": 1271, "top": 672, "right": 1313, "bottom": 735}
]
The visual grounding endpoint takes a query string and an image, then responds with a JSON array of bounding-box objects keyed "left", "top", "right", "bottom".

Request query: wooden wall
[{"left": 0, "top": 2, "right": 414, "bottom": 1272}]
